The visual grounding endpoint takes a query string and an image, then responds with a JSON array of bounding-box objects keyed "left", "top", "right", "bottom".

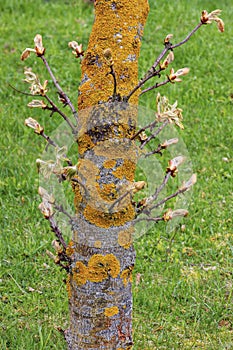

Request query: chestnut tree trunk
[{"left": 65, "top": 1, "right": 149, "bottom": 349}]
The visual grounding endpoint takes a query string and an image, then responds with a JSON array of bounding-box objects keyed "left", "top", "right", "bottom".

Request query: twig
[
  {"left": 108, "top": 64, "right": 118, "bottom": 101},
  {"left": 108, "top": 189, "right": 133, "bottom": 213},
  {"left": 54, "top": 204, "right": 74, "bottom": 221},
  {"left": 140, "top": 79, "right": 170, "bottom": 96},
  {"left": 8, "top": 83, "right": 40, "bottom": 97},
  {"left": 71, "top": 177, "right": 89, "bottom": 198},
  {"left": 130, "top": 119, "right": 157, "bottom": 141},
  {"left": 9, "top": 84, "right": 76, "bottom": 133},
  {"left": 48, "top": 216, "right": 67, "bottom": 250},
  {"left": 40, "top": 55, "right": 78, "bottom": 124},
  {"left": 136, "top": 171, "right": 171, "bottom": 215},
  {"left": 41, "top": 131, "right": 58, "bottom": 148},
  {"left": 134, "top": 216, "right": 164, "bottom": 224},
  {"left": 124, "top": 66, "right": 161, "bottom": 102},
  {"left": 44, "top": 95, "right": 76, "bottom": 132},
  {"left": 125, "top": 22, "right": 203, "bottom": 101},
  {"left": 144, "top": 144, "right": 163, "bottom": 157},
  {"left": 171, "top": 22, "right": 203, "bottom": 49},
  {"left": 140, "top": 120, "right": 169, "bottom": 148},
  {"left": 146, "top": 186, "right": 187, "bottom": 215}
]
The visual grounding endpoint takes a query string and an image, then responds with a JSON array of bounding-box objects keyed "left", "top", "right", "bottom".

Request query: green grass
[{"left": 0, "top": 0, "right": 232, "bottom": 349}]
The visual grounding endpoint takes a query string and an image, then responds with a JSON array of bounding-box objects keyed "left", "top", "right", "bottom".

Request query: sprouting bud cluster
[
  {"left": 156, "top": 93, "right": 184, "bottom": 129},
  {"left": 68, "top": 41, "right": 84, "bottom": 58},
  {"left": 21, "top": 34, "right": 45, "bottom": 61},
  {"left": 25, "top": 117, "right": 44, "bottom": 135},
  {"left": 201, "top": 9, "right": 224, "bottom": 32},
  {"left": 24, "top": 67, "right": 48, "bottom": 96},
  {"left": 166, "top": 156, "right": 185, "bottom": 177},
  {"left": 38, "top": 186, "right": 54, "bottom": 218}
]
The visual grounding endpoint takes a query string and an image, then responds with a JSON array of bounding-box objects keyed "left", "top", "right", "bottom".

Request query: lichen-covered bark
[{"left": 65, "top": 1, "right": 149, "bottom": 349}]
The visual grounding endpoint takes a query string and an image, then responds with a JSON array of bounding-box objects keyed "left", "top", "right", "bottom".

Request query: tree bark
[{"left": 65, "top": 1, "right": 149, "bottom": 349}]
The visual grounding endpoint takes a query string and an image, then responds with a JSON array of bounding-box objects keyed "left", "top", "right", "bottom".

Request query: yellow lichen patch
[
  {"left": 103, "top": 254, "right": 120, "bottom": 278},
  {"left": 88, "top": 253, "right": 120, "bottom": 282},
  {"left": 66, "top": 274, "right": 72, "bottom": 299},
  {"left": 78, "top": 0, "right": 149, "bottom": 109},
  {"left": 83, "top": 203, "right": 135, "bottom": 228},
  {"left": 88, "top": 254, "right": 108, "bottom": 282},
  {"left": 72, "top": 182, "right": 83, "bottom": 211},
  {"left": 112, "top": 166, "right": 124, "bottom": 179},
  {"left": 104, "top": 306, "right": 119, "bottom": 317},
  {"left": 118, "top": 227, "right": 134, "bottom": 249},
  {"left": 118, "top": 122, "right": 135, "bottom": 139},
  {"left": 94, "top": 139, "right": 138, "bottom": 161},
  {"left": 94, "top": 240, "right": 102, "bottom": 248},
  {"left": 78, "top": 134, "right": 94, "bottom": 155},
  {"left": 96, "top": 182, "right": 118, "bottom": 202},
  {"left": 112, "top": 160, "right": 136, "bottom": 182},
  {"left": 103, "top": 159, "right": 117, "bottom": 169},
  {"left": 72, "top": 261, "right": 88, "bottom": 286},
  {"left": 66, "top": 240, "right": 75, "bottom": 257},
  {"left": 120, "top": 266, "right": 133, "bottom": 286},
  {"left": 123, "top": 160, "right": 136, "bottom": 182}
]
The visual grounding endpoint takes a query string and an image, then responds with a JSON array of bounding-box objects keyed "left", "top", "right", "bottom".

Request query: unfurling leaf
[
  {"left": 166, "top": 156, "right": 185, "bottom": 177},
  {"left": 27, "top": 100, "right": 47, "bottom": 109},
  {"left": 68, "top": 41, "right": 84, "bottom": 58},
  {"left": 201, "top": 9, "right": 224, "bottom": 32},
  {"left": 38, "top": 200, "right": 53, "bottom": 218},
  {"left": 156, "top": 93, "right": 184, "bottom": 129},
  {"left": 132, "top": 181, "right": 146, "bottom": 194},
  {"left": 62, "top": 165, "right": 78, "bottom": 180},
  {"left": 21, "top": 48, "right": 35, "bottom": 61},
  {"left": 161, "top": 138, "right": 179, "bottom": 149},
  {"left": 163, "top": 208, "right": 188, "bottom": 221},
  {"left": 25, "top": 117, "right": 44, "bottom": 134},
  {"left": 38, "top": 186, "right": 55, "bottom": 204},
  {"left": 34, "top": 34, "right": 45, "bottom": 56},
  {"left": 179, "top": 174, "right": 197, "bottom": 191},
  {"left": 168, "top": 67, "right": 190, "bottom": 83},
  {"left": 21, "top": 34, "right": 45, "bottom": 61},
  {"left": 24, "top": 67, "right": 48, "bottom": 96},
  {"left": 52, "top": 240, "right": 63, "bottom": 254},
  {"left": 164, "top": 34, "right": 173, "bottom": 44},
  {"left": 160, "top": 51, "right": 174, "bottom": 70}
]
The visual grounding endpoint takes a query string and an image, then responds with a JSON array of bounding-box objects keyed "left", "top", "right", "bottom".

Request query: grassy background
[{"left": 0, "top": 0, "right": 232, "bottom": 349}]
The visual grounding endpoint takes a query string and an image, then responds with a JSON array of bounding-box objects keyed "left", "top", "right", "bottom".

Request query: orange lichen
[
  {"left": 66, "top": 240, "right": 75, "bottom": 257},
  {"left": 66, "top": 273, "right": 72, "bottom": 299},
  {"left": 88, "top": 253, "right": 120, "bottom": 282},
  {"left": 78, "top": 0, "right": 150, "bottom": 110},
  {"left": 96, "top": 182, "right": 118, "bottom": 202},
  {"left": 73, "top": 182, "right": 83, "bottom": 210},
  {"left": 83, "top": 203, "right": 135, "bottom": 228},
  {"left": 120, "top": 266, "right": 133, "bottom": 286},
  {"left": 78, "top": 134, "right": 94, "bottom": 155},
  {"left": 72, "top": 261, "right": 88, "bottom": 286},
  {"left": 103, "top": 159, "right": 117, "bottom": 169},
  {"left": 118, "top": 227, "right": 134, "bottom": 249},
  {"left": 112, "top": 160, "right": 136, "bottom": 181},
  {"left": 104, "top": 306, "right": 119, "bottom": 317}
]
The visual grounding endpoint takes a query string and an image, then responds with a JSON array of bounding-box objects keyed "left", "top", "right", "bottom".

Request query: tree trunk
[{"left": 65, "top": 1, "right": 149, "bottom": 349}]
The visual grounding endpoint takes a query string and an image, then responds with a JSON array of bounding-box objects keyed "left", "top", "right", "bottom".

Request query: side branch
[
  {"left": 40, "top": 55, "right": 78, "bottom": 124},
  {"left": 44, "top": 95, "right": 76, "bottom": 132},
  {"left": 125, "top": 22, "right": 204, "bottom": 101}
]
